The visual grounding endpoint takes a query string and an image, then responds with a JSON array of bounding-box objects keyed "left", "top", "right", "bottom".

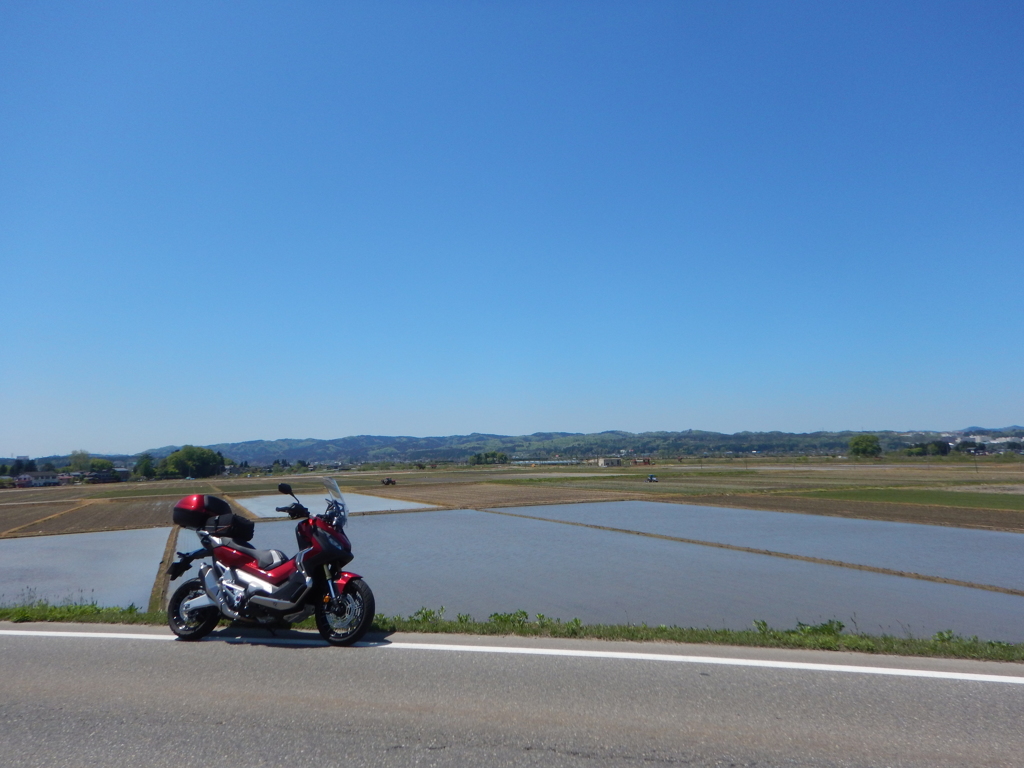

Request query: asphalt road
[{"left": 2, "top": 624, "right": 1024, "bottom": 767}]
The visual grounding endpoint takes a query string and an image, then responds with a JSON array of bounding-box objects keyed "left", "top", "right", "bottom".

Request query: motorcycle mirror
[{"left": 278, "top": 483, "right": 293, "bottom": 496}]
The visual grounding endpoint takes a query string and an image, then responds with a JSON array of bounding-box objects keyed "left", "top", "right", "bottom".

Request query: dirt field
[
  {"left": 1, "top": 499, "right": 177, "bottom": 538},
  {"left": 1, "top": 460, "right": 1022, "bottom": 537},
  {"left": 0, "top": 502, "right": 86, "bottom": 537}
]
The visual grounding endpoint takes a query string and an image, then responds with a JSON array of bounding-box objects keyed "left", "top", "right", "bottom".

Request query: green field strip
[{"left": 794, "top": 489, "right": 1024, "bottom": 511}]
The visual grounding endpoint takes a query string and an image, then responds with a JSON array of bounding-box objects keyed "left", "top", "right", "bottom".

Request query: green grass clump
[{"left": 0, "top": 600, "right": 165, "bottom": 625}]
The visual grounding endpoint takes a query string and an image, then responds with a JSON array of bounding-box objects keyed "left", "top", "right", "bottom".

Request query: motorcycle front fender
[{"left": 332, "top": 572, "right": 362, "bottom": 592}]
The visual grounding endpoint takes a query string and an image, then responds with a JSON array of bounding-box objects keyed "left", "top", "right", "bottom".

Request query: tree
[
  {"left": 468, "top": 451, "right": 510, "bottom": 465},
  {"left": 905, "top": 440, "right": 949, "bottom": 457},
  {"left": 157, "top": 445, "right": 224, "bottom": 478},
  {"left": 41, "top": 462, "right": 56, "bottom": 471},
  {"left": 0, "top": 464, "right": 8, "bottom": 476},
  {"left": 23, "top": 460, "right": 37, "bottom": 473},
  {"left": 10, "top": 459, "right": 24, "bottom": 476},
  {"left": 69, "top": 450, "right": 91, "bottom": 472},
  {"left": 90, "top": 458, "right": 115, "bottom": 472},
  {"left": 134, "top": 453, "right": 156, "bottom": 479},
  {"left": 848, "top": 434, "right": 881, "bottom": 458}
]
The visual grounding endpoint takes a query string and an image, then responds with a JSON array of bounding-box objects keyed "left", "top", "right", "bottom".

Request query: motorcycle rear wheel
[
  {"left": 168, "top": 578, "right": 220, "bottom": 641},
  {"left": 314, "top": 579, "right": 375, "bottom": 646}
]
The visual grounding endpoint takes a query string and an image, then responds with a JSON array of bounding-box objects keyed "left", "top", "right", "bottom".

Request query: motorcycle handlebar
[{"left": 275, "top": 502, "right": 309, "bottom": 519}]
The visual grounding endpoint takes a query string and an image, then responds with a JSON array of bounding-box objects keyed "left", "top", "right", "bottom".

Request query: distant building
[
  {"left": 15, "top": 471, "right": 59, "bottom": 488},
  {"left": 597, "top": 457, "right": 622, "bottom": 467}
]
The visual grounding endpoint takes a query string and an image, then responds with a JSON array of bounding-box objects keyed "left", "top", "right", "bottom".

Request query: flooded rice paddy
[
  {"left": 247, "top": 504, "right": 1024, "bottom": 640},
  {"left": 236, "top": 492, "right": 434, "bottom": 518},
  {"left": 502, "top": 501, "right": 1024, "bottom": 591},
  {"left": 0, "top": 527, "right": 170, "bottom": 609},
  {"left": 9, "top": 498, "right": 1024, "bottom": 641}
]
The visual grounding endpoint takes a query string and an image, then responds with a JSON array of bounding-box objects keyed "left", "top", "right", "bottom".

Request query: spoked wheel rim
[
  {"left": 167, "top": 578, "right": 220, "bottom": 640},
  {"left": 315, "top": 579, "right": 374, "bottom": 646},
  {"left": 171, "top": 586, "right": 209, "bottom": 632},
  {"left": 323, "top": 592, "right": 364, "bottom": 639}
]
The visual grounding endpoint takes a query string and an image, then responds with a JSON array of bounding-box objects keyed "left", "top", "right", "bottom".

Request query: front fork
[{"left": 324, "top": 565, "right": 340, "bottom": 603}]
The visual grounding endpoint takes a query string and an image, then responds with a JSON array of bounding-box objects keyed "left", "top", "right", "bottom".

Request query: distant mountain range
[{"left": 16, "top": 426, "right": 1022, "bottom": 466}]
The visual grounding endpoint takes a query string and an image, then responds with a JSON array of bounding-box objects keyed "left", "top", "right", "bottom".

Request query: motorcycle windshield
[{"left": 323, "top": 477, "right": 348, "bottom": 524}]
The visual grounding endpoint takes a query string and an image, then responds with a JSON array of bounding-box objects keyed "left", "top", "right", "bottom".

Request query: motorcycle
[{"left": 166, "top": 477, "right": 375, "bottom": 646}]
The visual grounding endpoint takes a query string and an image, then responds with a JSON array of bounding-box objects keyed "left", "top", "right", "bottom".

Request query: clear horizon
[{"left": 2, "top": 2, "right": 1021, "bottom": 457}]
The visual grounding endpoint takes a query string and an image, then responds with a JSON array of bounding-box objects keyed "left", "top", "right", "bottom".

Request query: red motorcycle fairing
[
  {"left": 333, "top": 572, "right": 362, "bottom": 591},
  {"left": 296, "top": 516, "right": 352, "bottom": 551},
  {"left": 294, "top": 516, "right": 354, "bottom": 571},
  {"left": 213, "top": 546, "right": 298, "bottom": 586},
  {"left": 211, "top": 515, "right": 351, "bottom": 588}
]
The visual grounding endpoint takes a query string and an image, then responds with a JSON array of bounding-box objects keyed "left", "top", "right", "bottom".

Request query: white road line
[
  {"left": 383, "top": 642, "right": 1024, "bottom": 684},
  {"left": 0, "top": 629, "right": 176, "bottom": 641},
  {"left": 2, "top": 629, "right": 1022, "bottom": 685}
]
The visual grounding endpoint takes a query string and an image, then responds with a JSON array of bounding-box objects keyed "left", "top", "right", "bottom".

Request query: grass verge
[
  {"left": 796, "top": 488, "right": 1024, "bottom": 511},
  {"left": 2, "top": 602, "right": 1023, "bottom": 662},
  {"left": 0, "top": 601, "right": 165, "bottom": 625}
]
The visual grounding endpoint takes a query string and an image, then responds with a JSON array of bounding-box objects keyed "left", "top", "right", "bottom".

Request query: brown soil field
[
  {"left": 364, "top": 482, "right": 648, "bottom": 509},
  {"left": 0, "top": 487, "right": 98, "bottom": 503},
  {"left": 12, "top": 499, "right": 175, "bottom": 537},
  {"left": 0, "top": 503, "right": 85, "bottom": 537}
]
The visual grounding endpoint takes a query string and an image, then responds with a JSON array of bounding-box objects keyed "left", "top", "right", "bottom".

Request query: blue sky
[{"left": 1, "top": 1, "right": 1021, "bottom": 456}]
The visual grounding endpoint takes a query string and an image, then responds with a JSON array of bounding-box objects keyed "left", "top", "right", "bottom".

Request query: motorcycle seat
[{"left": 223, "top": 539, "right": 288, "bottom": 570}]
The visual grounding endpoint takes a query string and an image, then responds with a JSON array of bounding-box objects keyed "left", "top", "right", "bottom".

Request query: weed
[
  {"left": 488, "top": 610, "right": 530, "bottom": 628},
  {"left": 796, "top": 619, "right": 844, "bottom": 637},
  {"left": 410, "top": 606, "right": 445, "bottom": 623},
  {"left": 564, "top": 617, "right": 583, "bottom": 637}
]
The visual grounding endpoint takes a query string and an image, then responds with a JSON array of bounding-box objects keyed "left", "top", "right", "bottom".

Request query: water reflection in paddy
[
  {"left": 246, "top": 508, "right": 1024, "bottom": 641},
  {"left": 499, "top": 501, "right": 1024, "bottom": 590}
]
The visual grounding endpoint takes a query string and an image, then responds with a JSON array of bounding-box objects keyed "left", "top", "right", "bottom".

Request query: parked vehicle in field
[
  {"left": 381, "top": 477, "right": 397, "bottom": 485},
  {"left": 166, "top": 477, "right": 374, "bottom": 646},
  {"left": 646, "top": 474, "right": 658, "bottom": 482}
]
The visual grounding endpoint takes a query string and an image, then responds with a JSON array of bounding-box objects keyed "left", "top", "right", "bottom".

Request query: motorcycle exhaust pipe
[
  {"left": 200, "top": 564, "right": 241, "bottom": 621},
  {"left": 248, "top": 595, "right": 302, "bottom": 611}
]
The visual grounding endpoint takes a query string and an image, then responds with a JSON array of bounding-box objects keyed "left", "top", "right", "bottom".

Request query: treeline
[
  {"left": 19, "top": 428, "right": 1021, "bottom": 473},
  {"left": 135, "top": 429, "right": 980, "bottom": 464},
  {"left": 0, "top": 451, "right": 118, "bottom": 476}
]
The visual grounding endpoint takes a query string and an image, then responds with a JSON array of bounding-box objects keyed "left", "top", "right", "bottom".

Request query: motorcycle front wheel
[
  {"left": 314, "top": 579, "right": 375, "bottom": 646},
  {"left": 168, "top": 578, "right": 220, "bottom": 641}
]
